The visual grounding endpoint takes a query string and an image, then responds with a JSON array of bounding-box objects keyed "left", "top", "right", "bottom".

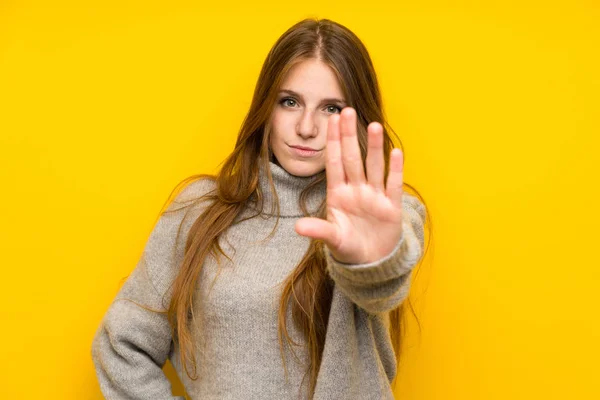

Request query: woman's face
[{"left": 269, "top": 59, "right": 347, "bottom": 177}]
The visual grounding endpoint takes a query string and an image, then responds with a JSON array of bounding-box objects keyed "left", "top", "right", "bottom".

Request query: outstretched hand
[{"left": 295, "top": 107, "right": 405, "bottom": 265}]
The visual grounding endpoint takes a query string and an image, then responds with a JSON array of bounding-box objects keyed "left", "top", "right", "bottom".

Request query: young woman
[{"left": 92, "top": 17, "right": 430, "bottom": 400}]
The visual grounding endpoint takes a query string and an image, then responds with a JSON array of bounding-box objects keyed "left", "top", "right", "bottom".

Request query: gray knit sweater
[{"left": 91, "top": 160, "right": 426, "bottom": 399}]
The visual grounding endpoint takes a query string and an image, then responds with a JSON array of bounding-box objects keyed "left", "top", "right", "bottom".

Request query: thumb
[{"left": 295, "top": 217, "right": 339, "bottom": 248}]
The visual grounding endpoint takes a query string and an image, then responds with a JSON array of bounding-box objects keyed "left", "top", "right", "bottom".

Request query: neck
[{"left": 248, "top": 161, "right": 326, "bottom": 217}]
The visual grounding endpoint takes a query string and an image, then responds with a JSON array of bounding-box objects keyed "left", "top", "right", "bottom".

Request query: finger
[
  {"left": 339, "top": 107, "right": 366, "bottom": 185},
  {"left": 326, "top": 113, "right": 345, "bottom": 189},
  {"left": 385, "top": 148, "right": 404, "bottom": 209},
  {"left": 365, "top": 122, "right": 385, "bottom": 192},
  {"left": 295, "top": 217, "right": 340, "bottom": 248}
]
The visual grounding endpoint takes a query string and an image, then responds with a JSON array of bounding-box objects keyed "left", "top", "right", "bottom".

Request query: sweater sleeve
[
  {"left": 324, "top": 194, "right": 427, "bottom": 314},
  {"left": 91, "top": 178, "right": 214, "bottom": 399}
]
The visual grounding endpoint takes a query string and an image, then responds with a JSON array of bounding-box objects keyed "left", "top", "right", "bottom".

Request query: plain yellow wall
[{"left": 1, "top": 1, "right": 598, "bottom": 398}]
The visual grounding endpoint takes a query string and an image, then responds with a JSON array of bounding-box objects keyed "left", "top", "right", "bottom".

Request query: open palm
[{"left": 295, "top": 107, "right": 405, "bottom": 265}]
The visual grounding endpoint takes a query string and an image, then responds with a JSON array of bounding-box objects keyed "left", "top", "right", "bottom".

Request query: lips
[
  {"left": 288, "top": 144, "right": 322, "bottom": 158},
  {"left": 290, "top": 145, "right": 320, "bottom": 151}
]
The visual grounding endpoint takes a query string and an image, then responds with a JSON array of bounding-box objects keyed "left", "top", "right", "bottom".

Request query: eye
[
  {"left": 280, "top": 97, "right": 297, "bottom": 108},
  {"left": 325, "top": 105, "right": 342, "bottom": 114}
]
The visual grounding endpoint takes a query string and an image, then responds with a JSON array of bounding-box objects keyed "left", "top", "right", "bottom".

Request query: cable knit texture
[{"left": 91, "top": 160, "right": 427, "bottom": 399}]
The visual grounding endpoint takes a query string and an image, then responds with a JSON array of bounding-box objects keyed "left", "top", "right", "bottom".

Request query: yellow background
[{"left": 1, "top": 1, "right": 598, "bottom": 398}]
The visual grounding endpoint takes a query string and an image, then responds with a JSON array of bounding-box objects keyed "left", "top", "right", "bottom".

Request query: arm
[
  {"left": 323, "top": 194, "right": 426, "bottom": 314},
  {"left": 91, "top": 261, "right": 185, "bottom": 399},
  {"left": 91, "top": 178, "right": 214, "bottom": 399}
]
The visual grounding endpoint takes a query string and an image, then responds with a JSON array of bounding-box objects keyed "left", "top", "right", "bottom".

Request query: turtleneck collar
[{"left": 248, "top": 161, "right": 327, "bottom": 218}]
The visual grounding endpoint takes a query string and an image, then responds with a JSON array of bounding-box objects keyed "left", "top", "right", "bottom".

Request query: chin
[{"left": 281, "top": 159, "right": 323, "bottom": 177}]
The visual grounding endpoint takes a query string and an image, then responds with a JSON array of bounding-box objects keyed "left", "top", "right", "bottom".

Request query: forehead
[{"left": 280, "top": 59, "right": 344, "bottom": 98}]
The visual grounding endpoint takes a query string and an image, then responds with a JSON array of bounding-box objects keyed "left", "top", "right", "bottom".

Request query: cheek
[
  {"left": 318, "top": 116, "right": 331, "bottom": 133},
  {"left": 269, "top": 113, "right": 287, "bottom": 149},
  {"left": 270, "top": 113, "right": 282, "bottom": 141},
  {"left": 271, "top": 110, "right": 297, "bottom": 135}
]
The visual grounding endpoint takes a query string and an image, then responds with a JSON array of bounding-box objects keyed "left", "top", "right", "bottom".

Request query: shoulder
[
  {"left": 143, "top": 176, "right": 218, "bottom": 297},
  {"left": 167, "top": 176, "right": 218, "bottom": 210}
]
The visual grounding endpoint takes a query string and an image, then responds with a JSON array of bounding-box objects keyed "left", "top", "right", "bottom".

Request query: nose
[{"left": 296, "top": 109, "right": 318, "bottom": 138}]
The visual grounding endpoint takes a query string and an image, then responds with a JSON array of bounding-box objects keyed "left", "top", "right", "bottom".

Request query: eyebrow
[{"left": 279, "top": 89, "right": 346, "bottom": 105}]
